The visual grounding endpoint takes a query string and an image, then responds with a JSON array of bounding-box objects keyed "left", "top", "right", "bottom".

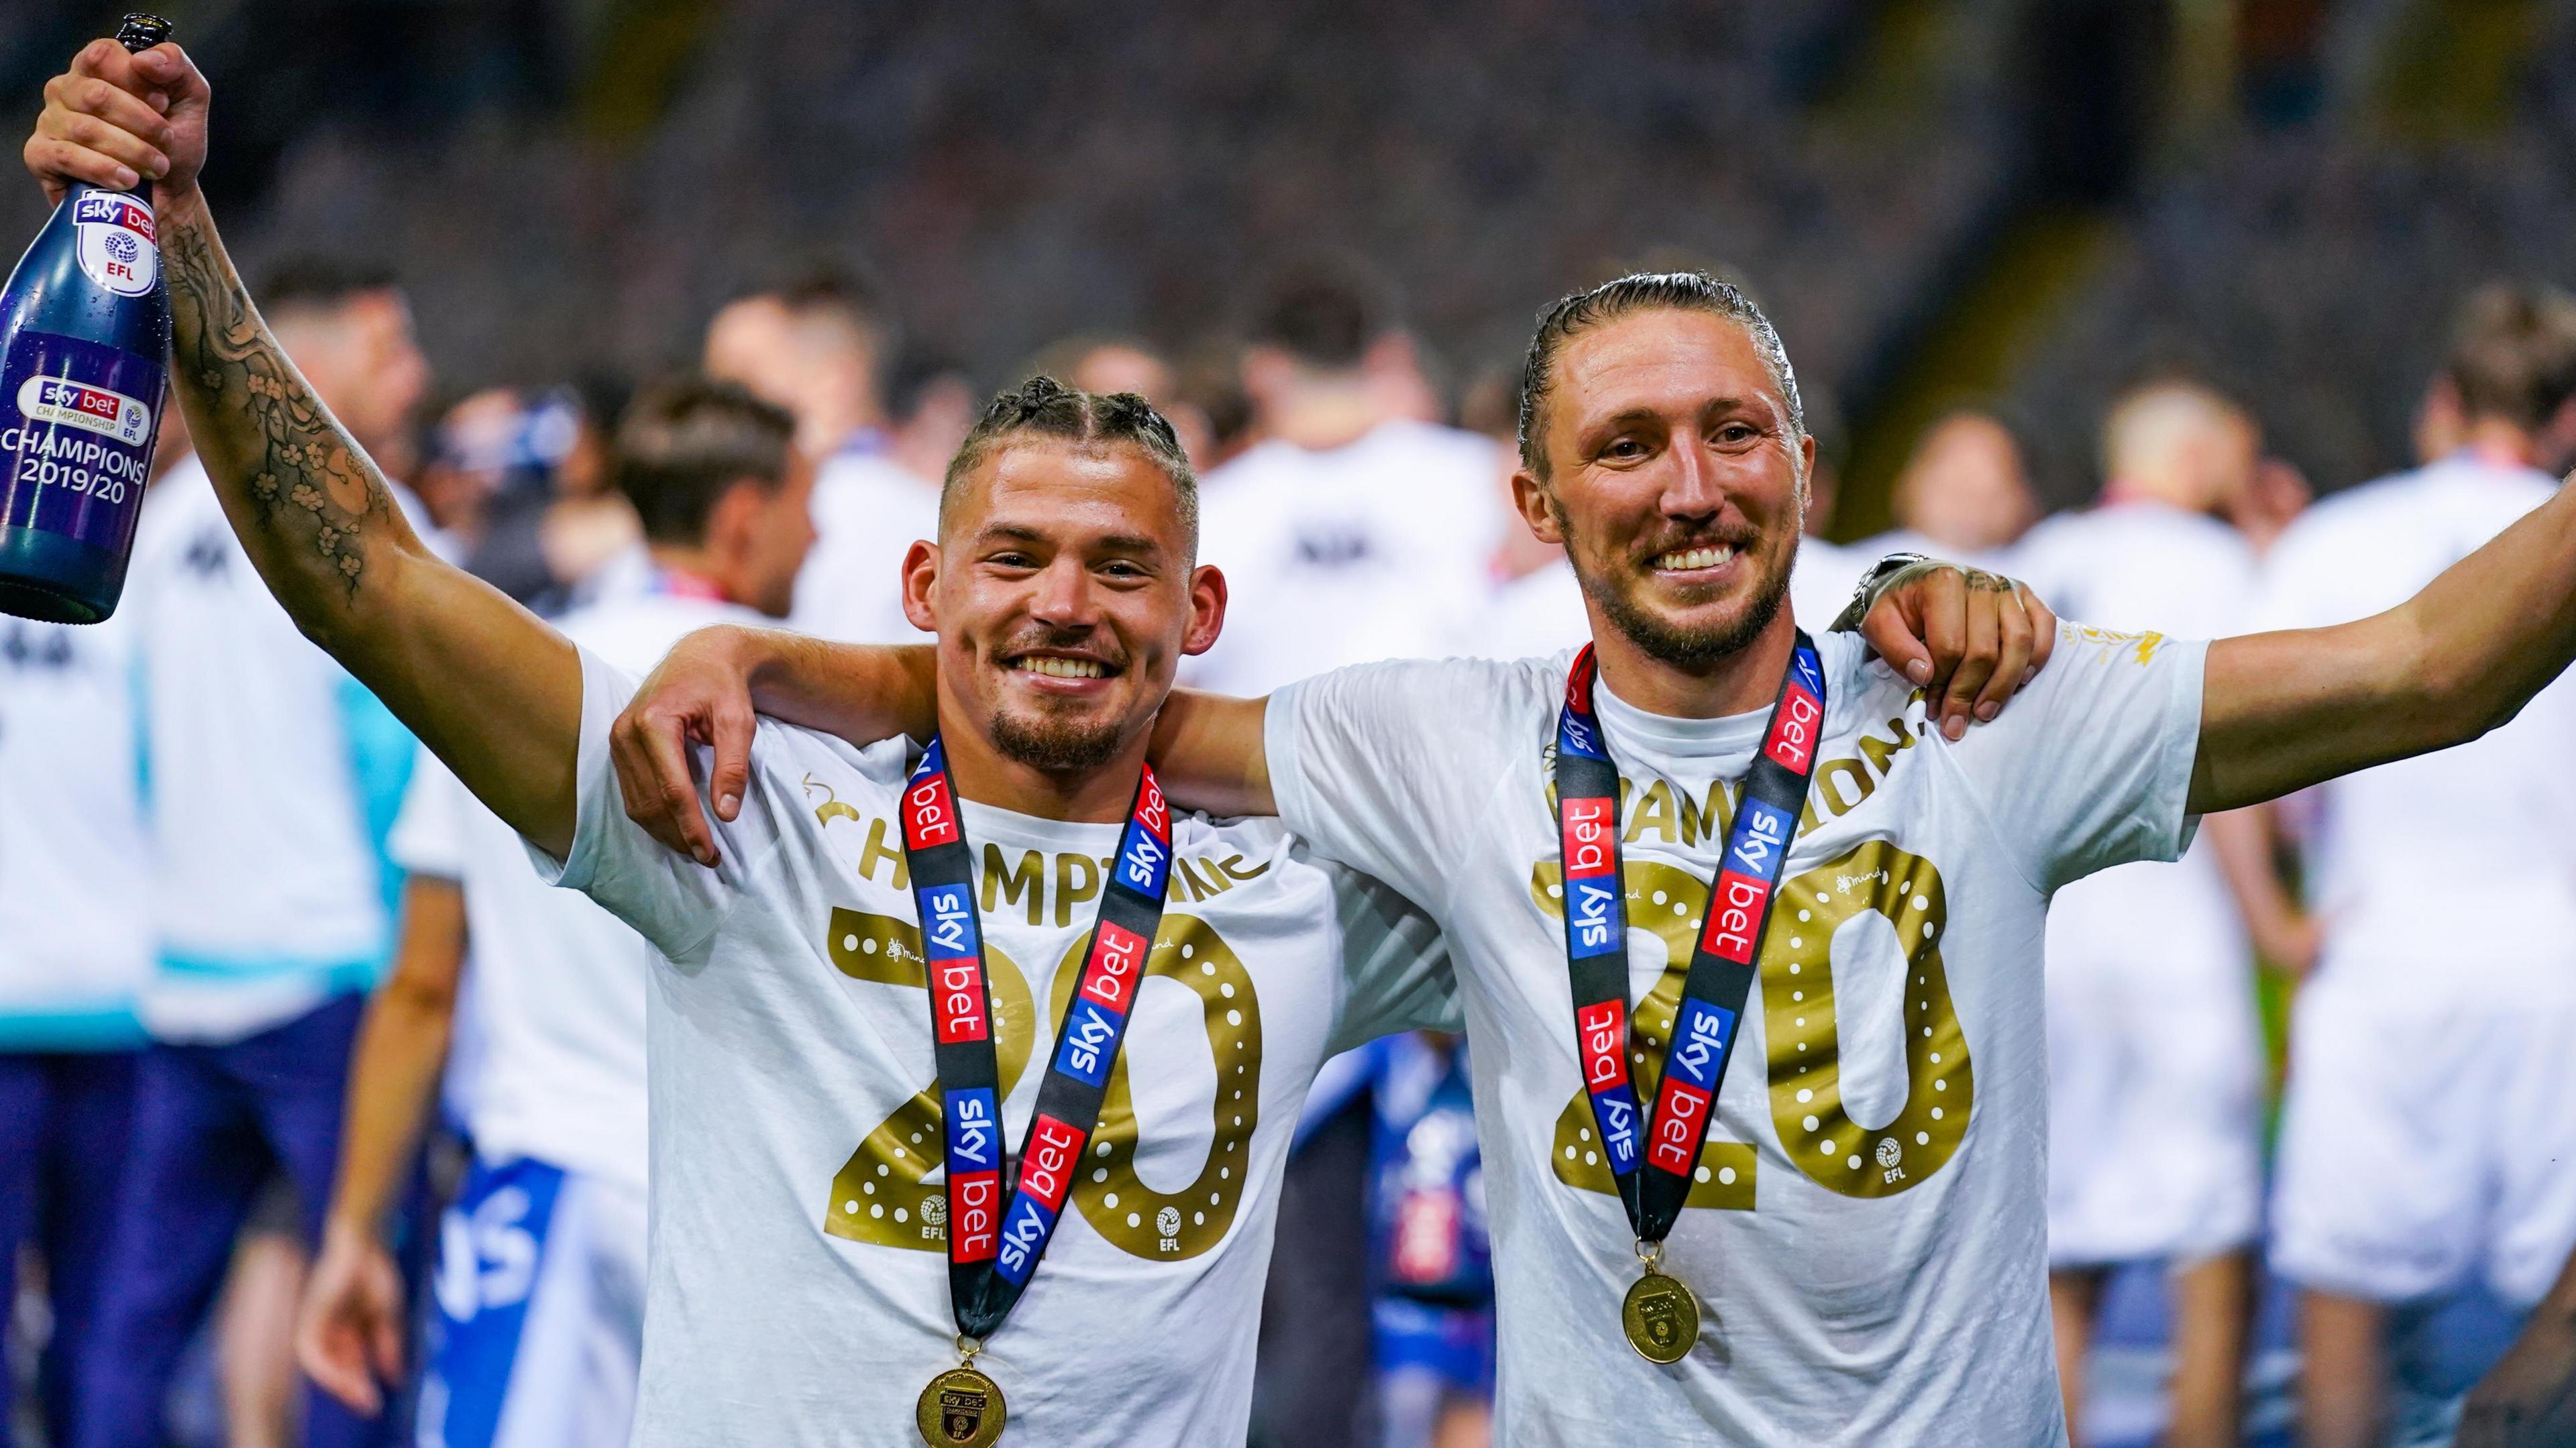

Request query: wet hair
[
  {"left": 1517, "top": 271, "right": 1804, "bottom": 478},
  {"left": 2443, "top": 283, "right": 2576, "bottom": 433},
  {"left": 941, "top": 376, "right": 1199, "bottom": 551},
  {"left": 612, "top": 375, "right": 797, "bottom": 544},
  {"left": 259, "top": 256, "right": 402, "bottom": 321}
]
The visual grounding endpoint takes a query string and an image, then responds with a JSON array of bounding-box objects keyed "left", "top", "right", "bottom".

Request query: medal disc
[
  {"left": 916, "top": 1366, "right": 1008, "bottom": 1447},
  {"left": 1621, "top": 1270, "right": 1701, "bottom": 1364}
]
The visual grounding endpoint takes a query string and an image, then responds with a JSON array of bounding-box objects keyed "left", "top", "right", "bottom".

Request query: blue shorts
[{"left": 417, "top": 1158, "right": 644, "bottom": 1448}]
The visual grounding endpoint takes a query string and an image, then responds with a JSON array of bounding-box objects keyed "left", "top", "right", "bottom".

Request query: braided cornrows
[{"left": 940, "top": 375, "right": 1199, "bottom": 549}]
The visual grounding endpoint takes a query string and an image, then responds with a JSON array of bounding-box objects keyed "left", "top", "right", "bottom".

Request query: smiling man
[{"left": 619, "top": 268, "right": 2576, "bottom": 1445}]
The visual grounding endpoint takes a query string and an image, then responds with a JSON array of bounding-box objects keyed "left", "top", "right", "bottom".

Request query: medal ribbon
[
  {"left": 898, "top": 735, "right": 1175, "bottom": 1341},
  {"left": 1552, "top": 632, "right": 1827, "bottom": 1243}
]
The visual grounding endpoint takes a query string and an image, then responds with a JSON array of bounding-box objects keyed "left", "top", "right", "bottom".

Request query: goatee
[
  {"left": 989, "top": 708, "right": 1125, "bottom": 772},
  {"left": 1579, "top": 539, "right": 1794, "bottom": 671}
]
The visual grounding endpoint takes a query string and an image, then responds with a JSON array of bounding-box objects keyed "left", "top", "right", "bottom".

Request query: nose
[
  {"left": 1026, "top": 556, "right": 1100, "bottom": 628},
  {"left": 1661, "top": 426, "right": 1726, "bottom": 522}
]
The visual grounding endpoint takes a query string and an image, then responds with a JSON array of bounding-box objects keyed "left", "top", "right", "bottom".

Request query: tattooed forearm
[{"left": 160, "top": 199, "right": 395, "bottom": 604}]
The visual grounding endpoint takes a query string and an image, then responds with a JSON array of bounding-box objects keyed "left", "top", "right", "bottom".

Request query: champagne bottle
[{"left": 0, "top": 13, "right": 175, "bottom": 623}]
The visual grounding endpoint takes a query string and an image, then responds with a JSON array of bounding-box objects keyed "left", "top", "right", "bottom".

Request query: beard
[
  {"left": 1574, "top": 524, "right": 1796, "bottom": 671},
  {"left": 989, "top": 702, "right": 1126, "bottom": 772}
]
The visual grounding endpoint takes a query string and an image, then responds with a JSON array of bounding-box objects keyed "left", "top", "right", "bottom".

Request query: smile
[
  {"left": 1652, "top": 545, "right": 1737, "bottom": 571},
  {"left": 1011, "top": 656, "right": 1108, "bottom": 679}
]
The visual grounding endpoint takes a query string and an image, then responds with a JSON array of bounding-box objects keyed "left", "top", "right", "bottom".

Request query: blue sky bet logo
[
  {"left": 1725, "top": 799, "right": 1794, "bottom": 883},
  {"left": 1666, "top": 999, "right": 1737, "bottom": 1093},
  {"left": 918, "top": 884, "right": 979, "bottom": 960},
  {"left": 945, "top": 1087, "right": 1000, "bottom": 1173},
  {"left": 1053, "top": 999, "right": 1122, "bottom": 1089}
]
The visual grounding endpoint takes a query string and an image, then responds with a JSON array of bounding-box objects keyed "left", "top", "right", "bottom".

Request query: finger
[
  {"left": 638, "top": 714, "right": 721, "bottom": 865},
  {"left": 710, "top": 704, "right": 755, "bottom": 822},
  {"left": 38, "top": 102, "right": 170, "bottom": 180},
  {"left": 1941, "top": 586, "right": 2000, "bottom": 742},
  {"left": 131, "top": 42, "right": 212, "bottom": 107},
  {"left": 23, "top": 135, "right": 136, "bottom": 194},
  {"left": 44, "top": 72, "right": 176, "bottom": 152},
  {"left": 297, "top": 1322, "right": 382, "bottom": 1416},
  {"left": 2016, "top": 583, "right": 2057, "bottom": 684},
  {"left": 1915, "top": 569, "right": 1968, "bottom": 718},
  {"left": 1972, "top": 587, "right": 2035, "bottom": 722},
  {"left": 65, "top": 37, "right": 140, "bottom": 89},
  {"left": 368, "top": 1299, "right": 405, "bottom": 1382},
  {"left": 1858, "top": 594, "right": 1936, "bottom": 688}
]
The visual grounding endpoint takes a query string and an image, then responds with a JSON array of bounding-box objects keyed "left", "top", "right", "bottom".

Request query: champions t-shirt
[
  {"left": 1266, "top": 624, "right": 2205, "bottom": 1445},
  {"left": 531, "top": 647, "right": 1456, "bottom": 1446}
]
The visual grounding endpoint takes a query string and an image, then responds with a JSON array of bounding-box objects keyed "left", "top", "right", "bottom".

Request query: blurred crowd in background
[{"left": 7, "top": 2, "right": 2576, "bottom": 1447}]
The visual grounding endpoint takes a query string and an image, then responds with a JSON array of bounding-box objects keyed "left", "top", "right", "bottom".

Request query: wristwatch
[{"left": 1829, "top": 551, "right": 1933, "bottom": 632}]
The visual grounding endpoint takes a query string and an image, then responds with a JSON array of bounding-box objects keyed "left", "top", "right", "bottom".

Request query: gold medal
[
  {"left": 1621, "top": 1269, "right": 1701, "bottom": 1364},
  {"left": 916, "top": 1363, "right": 1007, "bottom": 1447}
]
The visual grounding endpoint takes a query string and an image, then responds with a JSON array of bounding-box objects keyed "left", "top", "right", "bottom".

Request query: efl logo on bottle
[
  {"left": 71, "top": 192, "right": 158, "bottom": 297},
  {"left": 16, "top": 377, "right": 152, "bottom": 447}
]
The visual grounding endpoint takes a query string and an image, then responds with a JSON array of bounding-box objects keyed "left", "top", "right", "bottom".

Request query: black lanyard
[
  {"left": 897, "top": 735, "right": 1175, "bottom": 1341},
  {"left": 1552, "top": 633, "right": 1827, "bottom": 1243}
]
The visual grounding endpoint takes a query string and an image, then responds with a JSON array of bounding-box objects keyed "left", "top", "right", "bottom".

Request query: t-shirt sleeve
[
  {"left": 521, "top": 644, "right": 733, "bottom": 963},
  {"left": 1265, "top": 657, "right": 1525, "bottom": 916},
  {"left": 387, "top": 752, "right": 467, "bottom": 880},
  {"left": 1320, "top": 860, "right": 1460, "bottom": 1054},
  {"left": 1947, "top": 622, "right": 2208, "bottom": 893}
]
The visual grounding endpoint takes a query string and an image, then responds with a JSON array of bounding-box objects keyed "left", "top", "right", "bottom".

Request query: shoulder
[{"left": 1278, "top": 651, "right": 1569, "bottom": 756}]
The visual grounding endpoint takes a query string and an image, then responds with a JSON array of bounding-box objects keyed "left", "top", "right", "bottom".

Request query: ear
[
  {"left": 1510, "top": 467, "right": 1564, "bottom": 546},
  {"left": 900, "top": 538, "right": 942, "bottom": 634},
  {"left": 1181, "top": 563, "right": 1228, "bottom": 656},
  {"left": 1796, "top": 432, "right": 1817, "bottom": 518},
  {"left": 705, "top": 478, "right": 763, "bottom": 558}
]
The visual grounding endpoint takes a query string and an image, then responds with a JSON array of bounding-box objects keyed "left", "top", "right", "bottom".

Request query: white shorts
[
  {"left": 2269, "top": 949, "right": 2576, "bottom": 1307},
  {"left": 418, "top": 1158, "right": 645, "bottom": 1448},
  {"left": 2044, "top": 860, "right": 2263, "bottom": 1267}
]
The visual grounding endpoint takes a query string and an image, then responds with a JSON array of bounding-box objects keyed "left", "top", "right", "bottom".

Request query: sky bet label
[
  {"left": 0, "top": 331, "right": 161, "bottom": 551},
  {"left": 1560, "top": 795, "right": 1623, "bottom": 959},
  {"left": 72, "top": 192, "right": 158, "bottom": 297}
]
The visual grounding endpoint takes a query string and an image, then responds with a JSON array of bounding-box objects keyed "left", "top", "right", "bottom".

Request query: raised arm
[
  {"left": 2192, "top": 476, "right": 2576, "bottom": 814},
  {"left": 28, "top": 40, "right": 580, "bottom": 854}
]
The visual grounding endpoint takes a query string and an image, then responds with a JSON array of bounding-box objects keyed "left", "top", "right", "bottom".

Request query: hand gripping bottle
[{"left": 0, "top": 14, "right": 175, "bottom": 622}]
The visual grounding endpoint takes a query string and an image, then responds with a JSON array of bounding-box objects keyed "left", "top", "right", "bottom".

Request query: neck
[
  {"left": 1266, "top": 381, "right": 1381, "bottom": 451},
  {"left": 1584, "top": 600, "right": 1799, "bottom": 720},
  {"left": 2459, "top": 420, "right": 2538, "bottom": 469},
  {"left": 932, "top": 681, "right": 1150, "bottom": 824},
  {"left": 643, "top": 544, "right": 737, "bottom": 603}
]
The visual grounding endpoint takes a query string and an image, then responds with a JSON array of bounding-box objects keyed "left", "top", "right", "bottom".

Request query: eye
[
  {"left": 989, "top": 550, "right": 1038, "bottom": 570},
  {"left": 1714, "top": 422, "right": 1760, "bottom": 445},
  {"left": 1602, "top": 436, "right": 1649, "bottom": 461}
]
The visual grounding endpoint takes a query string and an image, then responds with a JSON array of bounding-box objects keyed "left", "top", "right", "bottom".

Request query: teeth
[
  {"left": 1654, "top": 545, "right": 1735, "bottom": 571},
  {"left": 1017, "top": 657, "right": 1104, "bottom": 679}
]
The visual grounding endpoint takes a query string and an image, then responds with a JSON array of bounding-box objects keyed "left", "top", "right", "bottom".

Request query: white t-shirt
[
  {"left": 0, "top": 609, "right": 153, "bottom": 1049},
  {"left": 123, "top": 457, "right": 418, "bottom": 1043},
  {"left": 529, "top": 650, "right": 1456, "bottom": 1445},
  {"left": 1460, "top": 537, "right": 1884, "bottom": 661},
  {"left": 2252, "top": 454, "right": 2576, "bottom": 979},
  {"left": 1265, "top": 624, "right": 2206, "bottom": 1445},
  {"left": 1187, "top": 420, "right": 1506, "bottom": 695},
  {"left": 2014, "top": 502, "right": 2254, "bottom": 981},
  {"left": 790, "top": 442, "right": 939, "bottom": 645},
  {"left": 391, "top": 589, "right": 761, "bottom": 1187}
]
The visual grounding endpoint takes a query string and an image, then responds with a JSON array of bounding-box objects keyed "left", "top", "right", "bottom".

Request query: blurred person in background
[
  {"left": 2459, "top": 1241, "right": 2576, "bottom": 1446},
  {"left": 1366, "top": 1033, "right": 1493, "bottom": 1448},
  {"left": 1185, "top": 263, "right": 1505, "bottom": 698},
  {"left": 1030, "top": 333, "right": 1215, "bottom": 467},
  {"left": 2013, "top": 379, "right": 2305, "bottom": 1448},
  {"left": 296, "top": 378, "right": 813, "bottom": 1447},
  {"left": 2255, "top": 284, "right": 2576, "bottom": 1448},
  {"left": 0, "top": 417, "right": 184, "bottom": 1448},
  {"left": 78, "top": 258, "right": 438, "bottom": 1448},
  {"left": 704, "top": 269, "right": 932, "bottom": 646},
  {"left": 884, "top": 351, "right": 980, "bottom": 488},
  {"left": 423, "top": 382, "right": 641, "bottom": 618},
  {"left": 1856, "top": 409, "right": 2041, "bottom": 567}
]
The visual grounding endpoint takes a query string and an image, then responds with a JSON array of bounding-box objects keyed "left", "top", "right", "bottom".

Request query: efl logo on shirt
[
  {"left": 903, "top": 771, "right": 961, "bottom": 849},
  {"left": 1116, "top": 828, "right": 1169, "bottom": 898},
  {"left": 1699, "top": 869, "right": 1770, "bottom": 963},
  {"left": 1078, "top": 922, "right": 1147, "bottom": 1011},
  {"left": 1763, "top": 675, "right": 1823, "bottom": 773},
  {"left": 945, "top": 1087, "right": 1001, "bottom": 1174},
  {"left": 1724, "top": 799, "right": 1793, "bottom": 884},
  {"left": 1055, "top": 997, "right": 1123, "bottom": 1089}
]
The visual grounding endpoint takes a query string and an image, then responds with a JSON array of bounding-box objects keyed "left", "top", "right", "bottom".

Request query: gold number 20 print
[
  {"left": 1531, "top": 840, "right": 1975, "bottom": 1208},
  {"left": 818, "top": 908, "right": 1263, "bottom": 1262}
]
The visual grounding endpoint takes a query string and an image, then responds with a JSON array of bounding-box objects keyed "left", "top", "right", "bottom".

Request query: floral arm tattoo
[{"left": 162, "top": 198, "right": 393, "bottom": 604}]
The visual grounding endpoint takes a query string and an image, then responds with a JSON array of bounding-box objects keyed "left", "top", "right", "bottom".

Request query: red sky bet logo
[
  {"left": 1578, "top": 999, "right": 1627, "bottom": 1093},
  {"left": 1649, "top": 1072, "right": 1714, "bottom": 1174},
  {"left": 932, "top": 957, "right": 988, "bottom": 1044},
  {"left": 1560, "top": 795, "right": 1616, "bottom": 879},
  {"left": 1079, "top": 921, "right": 1148, "bottom": 1010},
  {"left": 72, "top": 194, "right": 154, "bottom": 239},
  {"left": 1699, "top": 869, "right": 1770, "bottom": 963},
  {"left": 949, "top": 1172, "right": 1000, "bottom": 1260},
  {"left": 1017, "top": 1113, "right": 1083, "bottom": 1213},
  {"left": 1135, "top": 773, "right": 1171, "bottom": 840},
  {"left": 903, "top": 773, "right": 960, "bottom": 848},
  {"left": 1762, "top": 681, "right": 1822, "bottom": 773}
]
